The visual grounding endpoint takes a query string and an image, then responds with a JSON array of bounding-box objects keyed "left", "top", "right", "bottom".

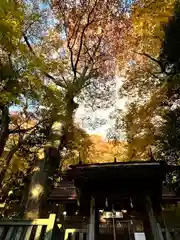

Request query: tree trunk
[
  {"left": 24, "top": 147, "right": 60, "bottom": 219},
  {"left": 24, "top": 95, "right": 78, "bottom": 219},
  {"left": 0, "top": 105, "right": 9, "bottom": 158},
  {"left": 58, "top": 96, "right": 79, "bottom": 151},
  {"left": 24, "top": 158, "right": 47, "bottom": 219}
]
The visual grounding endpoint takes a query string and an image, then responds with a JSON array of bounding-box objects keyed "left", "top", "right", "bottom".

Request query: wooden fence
[
  {"left": 64, "top": 228, "right": 87, "bottom": 240},
  {"left": 0, "top": 214, "right": 56, "bottom": 240}
]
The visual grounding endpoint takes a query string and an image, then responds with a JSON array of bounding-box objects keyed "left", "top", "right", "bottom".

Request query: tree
[
  {"left": 61, "top": 125, "right": 93, "bottom": 168},
  {"left": 21, "top": 0, "right": 132, "bottom": 218},
  {"left": 0, "top": 0, "right": 69, "bottom": 219},
  {"left": 40, "top": 0, "right": 130, "bottom": 150},
  {"left": 0, "top": 0, "right": 49, "bottom": 183},
  {"left": 116, "top": 0, "right": 180, "bottom": 160},
  {"left": 154, "top": 1, "right": 180, "bottom": 166},
  {"left": 86, "top": 134, "right": 127, "bottom": 163},
  {"left": 117, "top": 0, "right": 180, "bottom": 167}
]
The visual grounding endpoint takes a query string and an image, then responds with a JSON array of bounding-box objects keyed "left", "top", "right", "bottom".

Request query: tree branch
[
  {"left": 73, "top": 0, "right": 98, "bottom": 78},
  {"left": 84, "top": 44, "right": 94, "bottom": 64},
  {"left": 23, "top": 34, "right": 35, "bottom": 54},
  {"left": 9, "top": 118, "right": 48, "bottom": 134},
  {"left": 77, "top": 34, "right": 102, "bottom": 90},
  {"left": 67, "top": 16, "right": 88, "bottom": 81},
  {"left": 68, "top": 15, "right": 83, "bottom": 49},
  {"left": 67, "top": 40, "right": 76, "bottom": 76},
  {"left": 61, "top": 76, "right": 69, "bottom": 87},
  {"left": 23, "top": 34, "right": 66, "bottom": 89},
  {"left": 134, "top": 51, "right": 164, "bottom": 73}
]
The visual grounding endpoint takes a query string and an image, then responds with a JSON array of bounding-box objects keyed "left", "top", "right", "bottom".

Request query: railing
[
  {"left": 64, "top": 228, "right": 87, "bottom": 240},
  {"left": 63, "top": 225, "right": 180, "bottom": 240},
  {"left": 0, "top": 214, "right": 56, "bottom": 240},
  {"left": 162, "top": 228, "right": 180, "bottom": 240}
]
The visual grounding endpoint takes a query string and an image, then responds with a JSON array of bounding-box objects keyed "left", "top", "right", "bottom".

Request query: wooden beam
[{"left": 0, "top": 218, "right": 50, "bottom": 226}]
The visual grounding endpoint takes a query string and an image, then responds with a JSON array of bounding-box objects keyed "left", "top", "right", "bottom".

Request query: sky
[{"left": 75, "top": 76, "right": 126, "bottom": 139}]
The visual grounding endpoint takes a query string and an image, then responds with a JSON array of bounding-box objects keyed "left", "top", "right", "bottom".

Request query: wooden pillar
[
  {"left": 88, "top": 197, "right": 95, "bottom": 240},
  {"left": 146, "top": 196, "right": 164, "bottom": 240},
  {"left": 95, "top": 203, "right": 99, "bottom": 240}
]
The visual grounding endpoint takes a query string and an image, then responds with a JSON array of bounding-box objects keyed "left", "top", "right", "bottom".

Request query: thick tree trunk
[
  {"left": 0, "top": 106, "right": 9, "bottom": 158},
  {"left": 24, "top": 158, "right": 47, "bottom": 219},
  {"left": 24, "top": 95, "right": 78, "bottom": 219},
  {"left": 24, "top": 147, "right": 60, "bottom": 219},
  {"left": 58, "top": 96, "right": 79, "bottom": 151}
]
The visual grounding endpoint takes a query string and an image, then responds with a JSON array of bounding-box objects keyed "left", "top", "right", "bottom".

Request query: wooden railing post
[
  {"left": 45, "top": 214, "right": 56, "bottom": 240},
  {"left": 64, "top": 229, "right": 86, "bottom": 240},
  {"left": 0, "top": 214, "right": 56, "bottom": 240}
]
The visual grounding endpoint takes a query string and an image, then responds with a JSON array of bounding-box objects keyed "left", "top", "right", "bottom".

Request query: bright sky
[{"left": 75, "top": 76, "right": 126, "bottom": 138}]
